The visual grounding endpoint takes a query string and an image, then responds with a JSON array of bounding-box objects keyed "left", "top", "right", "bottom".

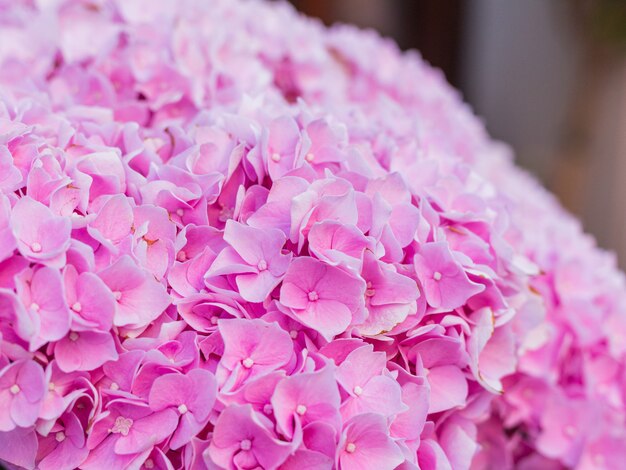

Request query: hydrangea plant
[{"left": 0, "top": 1, "right": 624, "bottom": 469}]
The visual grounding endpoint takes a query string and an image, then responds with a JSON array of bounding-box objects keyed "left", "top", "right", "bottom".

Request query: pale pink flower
[
  {"left": 280, "top": 257, "right": 366, "bottom": 340},
  {"left": 356, "top": 251, "right": 419, "bottom": 335},
  {"left": 15, "top": 266, "right": 71, "bottom": 349},
  {"left": 98, "top": 255, "right": 171, "bottom": 329},
  {"left": 217, "top": 318, "right": 293, "bottom": 391},
  {"left": 262, "top": 116, "right": 303, "bottom": 181},
  {"left": 0, "top": 194, "right": 16, "bottom": 263},
  {"left": 10, "top": 196, "right": 71, "bottom": 268},
  {"left": 335, "top": 345, "right": 406, "bottom": 420},
  {"left": 414, "top": 241, "right": 485, "bottom": 310}
]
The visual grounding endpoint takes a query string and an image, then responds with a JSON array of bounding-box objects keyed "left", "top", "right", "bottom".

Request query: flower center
[
  {"left": 176, "top": 208, "right": 184, "bottom": 217},
  {"left": 176, "top": 250, "right": 187, "bottom": 262},
  {"left": 563, "top": 425, "right": 576, "bottom": 438},
  {"left": 305, "top": 152, "right": 315, "bottom": 162},
  {"left": 69, "top": 331, "right": 79, "bottom": 342},
  {"left": 48, "top": 382, "right": 55, "bottom": 391},
  {"left": 353, "top": 386, "right": 363, "bottom": 396},
  {"left": 432, "top": 271, "right": 442, "bottom": 281},
  {"left": 271, "top": 153, "right": 281, "bottom": 162},
  {"left": 113, "top": 291, "right": 122, "bottom": 301},
  {"left": 144, "top": 459, "right": 155, "bottom": 469},
  {"left": 308, "top": 291, "right": 319, "bottom": 302},
  {"left": 110, "top": 382, "right": 120, "bottom": 391},
  {"left": 296, "top": 404, "right": 307, "bottom": 416},
  {"left": 30, "top": 242, "right": 42, "bottom": 253},
  {"left": 242, "top": 357, "right": 254, "bottom": 368},
  {"left": 211, "top": 316, "right": 219, "bottom": 325},
  {"left": 345, "top": 442, "right": 357, "bottom": 453},
  {"left": 257, "top": 259, "right": 268, "bottom": 271},
  {"left": 9, "top": 384, "right": 20, "bottom": 395},
  {"left": 289, "top": 330, "right": 298, "bottom": 339},
  {"left": 263, "top": 404, "right": 273, "bottom": 415},
  {"left": 71, "top": 302, "right": 82, "bottom": 312},
  {"left": 218, "top": 207, "right": 233, "bottom": 222},
  {"left": 55, "top": 431, "right": 65, "bottom": 442},
  {"left": 178, "top": 404, "right": 188, "bottom": 414},
  {"left": 111, "top": 416, "right": 133, "bottom": 436},
  {"left": 30, "top": 303, "right": 40, "bottom": 311},
  {"left": 240, "top": 439, "right": 252, "bottom": 451}
]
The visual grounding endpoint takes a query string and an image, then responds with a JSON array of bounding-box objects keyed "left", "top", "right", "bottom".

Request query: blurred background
[{"left": 288, "top": 0, "right": 626, "bottom": 268}]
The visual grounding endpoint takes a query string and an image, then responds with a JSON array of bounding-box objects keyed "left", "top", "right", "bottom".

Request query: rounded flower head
[{"left": 0, "top": 0, "right": 623, "bottom": 468}]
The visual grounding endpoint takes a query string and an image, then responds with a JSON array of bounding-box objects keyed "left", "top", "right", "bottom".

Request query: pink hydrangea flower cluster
[{"left": 0, "top": 0, "right": 625, "bottom": 468}]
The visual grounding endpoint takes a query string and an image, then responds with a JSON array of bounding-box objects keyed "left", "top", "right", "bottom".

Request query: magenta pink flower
[
  {"left": 40, "top": 361, "right": 90, "bottom": 422},
  {"left": 54, "top": 329, "right": 118, "bottom": 373},
  {"left": 207, "top": 404, "right": 293, "bottom": 470},
  {"left": 0, "top": 359, "right": 46, "bottom": 431},
  {"left": 0, "top": 286, "right": 37, "bottom": 344},
  {"left": 0, "top": 195, "right": 16, "bottom": 263},
  {"left": 0, "top": 426, "right": 38, "bottom": 469},
  {"left": 63, "top": 266, "right": 116, "bottom": 332},
  {"left": 207, "top": 220, "right": 292, "bottom": 303},
  {"left": 148, "top": 369, "right": 217, "bottom": 449},
  {"left": 389, "top": 365, "right": 429, "bottom": 446},
  {"left": 84, "top": 400, "right": 178, "bottom": 469},
  {"left": 36, "top": 411, "right": 89, "bottom": 470},
  {"left": 338, "top": 413, "right": 404, "bottom": 470},
  {"left": 404, "top": 332, "right": 469, "bottom": 413},
  {"left": 247, "top": 176, "right": 310, "bottom": 235},
  {"left": 271, "top": 365, "right": 341, "bottom": 438},
  {"left": 280, "top": 257, "right": 366, "bottom": 340}
]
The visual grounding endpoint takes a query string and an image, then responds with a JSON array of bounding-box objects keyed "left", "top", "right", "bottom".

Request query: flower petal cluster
[{"left": 0, "top": 1, "right": 624, "bottom": 469}]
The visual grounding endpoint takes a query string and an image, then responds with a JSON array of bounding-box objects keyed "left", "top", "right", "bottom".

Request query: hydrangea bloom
[{"left": 0, "top": 0, "right": 624, "bottom": 469}]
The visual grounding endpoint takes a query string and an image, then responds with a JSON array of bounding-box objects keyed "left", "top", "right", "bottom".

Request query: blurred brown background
[{"left": 288, "top": 0, "right": 626, "bottom": 268}]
